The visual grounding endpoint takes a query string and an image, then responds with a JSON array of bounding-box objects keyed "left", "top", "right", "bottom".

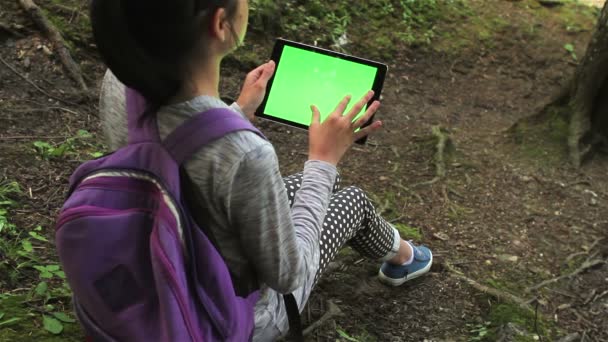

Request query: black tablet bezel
[{"left": 255, "top": 38, "right": 388, "bottom": 144}]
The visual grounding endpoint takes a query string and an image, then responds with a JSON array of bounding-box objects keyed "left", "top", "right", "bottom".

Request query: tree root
[
  {"left": 443, "top": 261, "right": 532, "bottom": 311},
  {"left": 18, "top": 0, "right": 87, "bottom": 91},
  {"left": 414, "top": 126, "right": 452, "bottom": 187},
  {"left": 526, "top": 250, "right": 606, "bottom": 294},
  {"left": 0, "top": 21, "right": 24, "bottom": 38},
  {"left": 302, "top": 301, "right": 344, "bottom": 336}
]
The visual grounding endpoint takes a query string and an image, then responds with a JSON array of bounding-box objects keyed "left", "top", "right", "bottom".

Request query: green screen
[{"left": 264, "top": 45, "right": 378, "bottom": 126}]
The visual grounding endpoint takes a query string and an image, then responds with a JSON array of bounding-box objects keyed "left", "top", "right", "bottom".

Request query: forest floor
[{"left": 1, "top": 0, "right": 607, "bottom": 341}]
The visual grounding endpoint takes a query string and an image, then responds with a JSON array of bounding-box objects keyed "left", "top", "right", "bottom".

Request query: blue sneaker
[{"left": 378, "top": 242, "right": 433, "bottom": 286}]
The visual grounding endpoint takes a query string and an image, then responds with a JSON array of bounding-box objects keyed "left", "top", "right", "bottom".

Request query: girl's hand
[
  {"left": 236, "top": 61, "right": 276, "bottom": 121},
  {"left": 308, "top": 91, "right": 382, "bottom": 166}
]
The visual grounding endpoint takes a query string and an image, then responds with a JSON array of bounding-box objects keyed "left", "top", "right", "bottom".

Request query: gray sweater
[{"left": 99, "top": 71, "right": 337, "bottom": 340}]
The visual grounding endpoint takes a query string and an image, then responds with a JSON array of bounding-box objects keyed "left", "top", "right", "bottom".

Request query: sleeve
[
  {"left": 99, "top": 69, "right": 128, "bottom": 150},
  {"left": 222, "top": 143, "right": 337, "bottom": 294}
]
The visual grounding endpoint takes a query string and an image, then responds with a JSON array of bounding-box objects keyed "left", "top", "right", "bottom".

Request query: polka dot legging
[{"left": 282, "top": 173, "right": 399, "bottom": 284}]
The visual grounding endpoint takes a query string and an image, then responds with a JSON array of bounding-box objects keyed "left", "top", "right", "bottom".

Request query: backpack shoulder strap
[{"left": 163, "top": 108, "right": 265, "bottom": 165}]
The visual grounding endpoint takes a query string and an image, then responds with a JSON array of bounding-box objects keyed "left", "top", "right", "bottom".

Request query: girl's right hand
[{"left": 308, "top": 91, "right": 382, "bottom": 166}]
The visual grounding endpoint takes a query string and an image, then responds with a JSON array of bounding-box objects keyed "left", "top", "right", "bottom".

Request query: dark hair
[{"left": 91, "top": 0, "right": 238, "bottom": 112}]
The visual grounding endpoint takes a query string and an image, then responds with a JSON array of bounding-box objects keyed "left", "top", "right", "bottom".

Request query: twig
[
  {"left": 0, "top": 20, "right": 24, "bottom": 38},
  {"left": 18, "top": 0, "right": 88, "bottom": 91},
  {"left": 526, "top": 258, "right": 606, "bottom": 293},
  {"left": 303, "top": 300, "right": 344, "bottom": 336},
  {"left": 444, "top": 261, "right": 532, "bottom": 311},
  {"left": 0, "top": 56, "right": 76, "bottom": 106}
]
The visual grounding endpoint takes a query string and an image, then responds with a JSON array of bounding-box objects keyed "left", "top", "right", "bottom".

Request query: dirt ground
[{"left": 1, "top": 0, "right": 607, "bottom": 341}]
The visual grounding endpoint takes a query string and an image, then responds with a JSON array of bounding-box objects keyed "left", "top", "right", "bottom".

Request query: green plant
[
  {"left": 0, "top": 180, "right": 20, "bottom": 235},
  {"left": 564, "top": 43, "right": 577, "bottom": 61},
  {"left": 393, "top": 223, "right": 422, "bottom": 240},
  {"left": 34, "top": 129, "right": 106, "bottom": 160},
  {"left": 468, "top": 321, "right": 491, "bottom": 341},
  {"left": 0, "top": 179, "right": 75, "bottom": 336},
  {"left": 336, "top": 327, "right": 376, "bottom": 342}
]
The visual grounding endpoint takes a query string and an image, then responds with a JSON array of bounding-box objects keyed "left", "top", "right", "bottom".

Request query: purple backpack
[{"left": 55, "top": 89, "right": 263, "bottom": 341}]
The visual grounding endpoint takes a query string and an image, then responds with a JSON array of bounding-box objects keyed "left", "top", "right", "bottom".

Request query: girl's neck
[{"left": 172, "top": 56, "right": 221, "bottom": 104}]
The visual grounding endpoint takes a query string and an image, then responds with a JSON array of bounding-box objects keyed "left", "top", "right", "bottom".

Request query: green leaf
[
  {"left": 90, "top": 152, "right": 104, "bottom": 158},
  {"left": 46, "top": 265, "right": 60, "bottom": 272},
  {"left": 50, "top": 144, "right": 67, "bottom": 157},
  {"left": 0, "top": 317, "right": 21, "bottom": 326},
  {"left": 52, "top": 312, "right": 76, "bottom": 323},
  {"left": 54, "top": 271, "right": 66, "bottom": 279},
  {"left": 33, "top": 141, "right": 52, "bottom": 149},
  {"left": 35, "top": 282, "right": 48, "bottom": 296},
  {"left": 564, "top": 43, "right": 574, "bottom": 52},
  {"left": 0, "top": 312, "right": 4, "bottom": 320},
  {"left": 337, "top": 328, "right": 360, "bottom": 342},
  {"left": 34, "top": 225, "right": 42, "bottom": 231},
  {"left": 43, "top": 315, "right": 64, "bottom": 334},
  {"left": 77, "top": 129, "right": 92, "bottom": 138},
  {"left": 29, "top": 231, "right": 48, "bottom": 242},
  {"left": 22, "top": 240, "right": 33, "bottom": 252},
  {"left": 40, "top": 271, "right": 53, "bottom": 279}
]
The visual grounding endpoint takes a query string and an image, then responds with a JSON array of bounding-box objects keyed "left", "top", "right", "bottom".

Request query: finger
[
  {"left": 346, "top": 90, "right": 374, "bottom": 121},
  {"left": 310, "top": 105, "right": 321, "bottom": 124},
  {"left": 353, "top": 120, "right": 383, "bottom": 141},
  {"left": 246, "top": 63, "right": 267, "bottom": 82},
  {"left": 352, "top": 100, "right": 380, "bottom": 128},
  {"left": 256, "top": 61, "right": 276, "bottom": 85},
  {"left": 332, "top": 95, "right": 352, "bottom": 116}
]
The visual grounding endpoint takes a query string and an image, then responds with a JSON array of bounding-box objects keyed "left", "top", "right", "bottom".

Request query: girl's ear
[{"left": 210, "top": 7, "right": 228, "bottom": 42}]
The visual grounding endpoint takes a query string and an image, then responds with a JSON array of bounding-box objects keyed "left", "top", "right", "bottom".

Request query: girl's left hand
[{"left": 236, "top": 61, "right": 276, "bottom": 121}]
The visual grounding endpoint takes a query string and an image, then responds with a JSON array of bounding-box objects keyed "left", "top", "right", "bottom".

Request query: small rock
[
  {"left": 520, "top": 175, "right": 533, "bottom": 182},
  {"left": 590, "top": 198, "right": 598, "bottom": 206},
  {"left": 485, "top": 259, "right": 493, "bottom": 265},
  {"left": 433, "top": 232, "right": 450, "bottom": 241},
  {"left": 498, "top": 254, "right": 519, "bottom": 263},
  {"left": 23, "top": 57, "right": 30, "bottom": 69},
  {"left": 42, "top": 45, "right": 52, "bottom": 55},
  {"left": 379, "top": 176, "right": 389, "bottom": 181}
]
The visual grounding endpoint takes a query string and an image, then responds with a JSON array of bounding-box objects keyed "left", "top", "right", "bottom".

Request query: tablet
[{"left": 256, "top": 39, "right": 388, "bottom": 141}]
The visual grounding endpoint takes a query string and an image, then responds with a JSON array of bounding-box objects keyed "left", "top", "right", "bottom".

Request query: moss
[
  {"left": 393, "top": 223, "right": 422, "bottom": 240},
  {"left": 511, "top": 106, "right": 570, "bottom": 169},
  {"left": 486, "top": 303, "right": 549, "bottom": 340}
]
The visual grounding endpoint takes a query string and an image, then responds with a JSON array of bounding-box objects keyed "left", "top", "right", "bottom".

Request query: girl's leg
[
  {"left": 282, "top": 175, "right": 420, "bottom": 284},
  {"left": 314, "top": 186, "right": 400, "bottom": 284}
]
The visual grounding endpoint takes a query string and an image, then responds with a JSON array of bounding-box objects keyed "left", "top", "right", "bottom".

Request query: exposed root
[
  {"left": 302, "top": 301, "right": 344, "bottom": 336},
  {"left": 526, "top": 243, "right": 607, "bottom": 293},
  {"left": 443, "top": 261, "right": 532, "bottom": 311},
  {"left": 18, "top": 0, "right": 88, "bottom": 91},
  {"left": 414, "top": 126, "right": 452, "bottom": 187},
  {"left": 0, "top": 21, "right": 24, "bottom": 38}
]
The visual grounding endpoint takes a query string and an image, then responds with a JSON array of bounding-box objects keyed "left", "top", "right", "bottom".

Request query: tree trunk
[{"left": 568, "top": 1, "right": 608, "bottom": 167}]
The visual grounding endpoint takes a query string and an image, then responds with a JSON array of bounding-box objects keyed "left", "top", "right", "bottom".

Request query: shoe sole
[{"left": 377, "top": 252, "right": 433, "bottom": 287}]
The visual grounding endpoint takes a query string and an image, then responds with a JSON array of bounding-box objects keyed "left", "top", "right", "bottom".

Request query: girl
[{"left": 92, "top": 0, "right": 432, "bottom": 340}]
